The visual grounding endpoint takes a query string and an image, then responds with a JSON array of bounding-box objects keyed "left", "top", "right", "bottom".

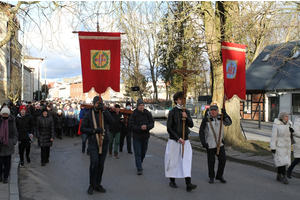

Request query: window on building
[
  {"left": 292, "top": 94, "right": 300, "bottom": 114},
  {"left": 244, "top": 94, "right": 252, "bottom": 113}
]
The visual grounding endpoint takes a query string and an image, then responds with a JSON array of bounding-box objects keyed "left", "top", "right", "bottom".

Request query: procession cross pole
[{"left": 172, "top": 60, "right": 198, "bottom": 158}]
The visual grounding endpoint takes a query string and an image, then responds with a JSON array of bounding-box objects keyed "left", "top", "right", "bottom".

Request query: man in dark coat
[
  {"left": 128, "top": 99, "right": 154, "bottom": 175},
  {"left": 16, "top": 105, "right": 34, "bottom": 167},
  {"left": 108, "top": 104, "right": 122, "bottom": 159},
  {"left": 119, "top": 102, "right": 132, "bottom": 154},
  {"left": 80, "top": 96, "right": 114, "bottom": 195},
  {"left": 54, "top": 109, "right": 65, "bottom": 140}
]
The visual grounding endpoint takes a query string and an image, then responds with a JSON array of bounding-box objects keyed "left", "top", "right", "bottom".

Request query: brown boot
[
  {"left": 109, "top": 150, "right": 112, "bottom": 157},
  {"left": 114, "top": 152, "right": 119, "bottom": 159}
]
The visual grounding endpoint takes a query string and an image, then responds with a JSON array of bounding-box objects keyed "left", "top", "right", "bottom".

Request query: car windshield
[{"left": 153, "top": 105, "right": 164, "bottom": 110}]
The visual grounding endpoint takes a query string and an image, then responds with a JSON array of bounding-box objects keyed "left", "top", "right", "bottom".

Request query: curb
[
  {"left": 9, "top": 145, "right": 20, "bottom": 200},
  {"left": 150, "top": 133, "right": 300, "bottom": 179}
]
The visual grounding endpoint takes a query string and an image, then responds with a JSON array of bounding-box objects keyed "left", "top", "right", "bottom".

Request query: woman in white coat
[
  {"left": 287, "top": 116, "right": 300, "bottom": 178},
  {"left": 270, "top": 110, "right": 292, "bottom": 184}
]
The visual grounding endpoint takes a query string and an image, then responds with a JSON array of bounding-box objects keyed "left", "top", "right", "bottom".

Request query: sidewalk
[
  {"left": 0, "top": 145, "right": 20, "bottom": 200},
  {"left": 1, "top": 118, "right": 299, "bottom": 199}
]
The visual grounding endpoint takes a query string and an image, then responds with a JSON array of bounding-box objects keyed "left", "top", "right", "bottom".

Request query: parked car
[
  {"left": 144, "top": 104, "right": 169, "bottom": 118},
  {"left": 186, "top": 103, "right": 195, "bottom": 116}
]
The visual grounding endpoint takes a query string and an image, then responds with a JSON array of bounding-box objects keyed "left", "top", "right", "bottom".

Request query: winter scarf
[{"left": 0, "top": 117, "right": 9, "bottom": 146}]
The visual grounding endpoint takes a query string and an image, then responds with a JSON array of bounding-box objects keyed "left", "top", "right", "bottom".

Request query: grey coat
[{"left": 0, "top": 116, "right": 18, "bottom": 156}]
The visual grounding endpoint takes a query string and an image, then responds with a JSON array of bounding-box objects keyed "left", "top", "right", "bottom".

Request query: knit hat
[
  {"left": 19, "top": 105, "right": 27, "bottom": 112},
  {"left": 278, "top": 110, "right": 288, "bottom": 120},
  {"left": 137, "top": 99, "right": 144, "bottom": 107},
  {"left": 42, "top": 108, "right": 48, "bottom": 113},
  {"left": 93, "top": 96, "right": 102, "bottom": 105},
  {"left": 210, "top": 105, "right": 218, "bottom": 111},
  {"left": 1, "top": 107, "right": 10, "bottom": 115}
]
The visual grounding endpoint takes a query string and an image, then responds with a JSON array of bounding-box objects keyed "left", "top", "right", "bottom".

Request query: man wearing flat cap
[
  {"left": 199, "top": 102, "right": 232, "bottom": 184},
  {"left": 80, "top": 96, "right": 114, "bottom": 195}
]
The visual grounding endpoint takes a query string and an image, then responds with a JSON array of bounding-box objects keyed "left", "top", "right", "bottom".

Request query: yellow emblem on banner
[{"left": 91, "top": 50, "right": 110, "bottom": 70}]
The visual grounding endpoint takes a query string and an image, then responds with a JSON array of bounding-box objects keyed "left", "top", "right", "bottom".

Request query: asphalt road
[{"left": 19, "top": 134, "right": 300, "bottom": 200}]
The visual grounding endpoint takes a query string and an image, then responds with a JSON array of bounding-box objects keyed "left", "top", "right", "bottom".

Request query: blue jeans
[
  {"left": 89, "top": 142, "right": 108, "bottom": 186},
  {"left": 82, "top": 133, "right": 89, "bottom": 151},
  {"left": 133, "top": 138, "right": 148, "bottom": 170}
]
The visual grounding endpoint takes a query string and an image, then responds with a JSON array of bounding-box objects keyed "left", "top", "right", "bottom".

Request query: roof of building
[{"left": 246, "top": 41, "right": 300, "bottom": 91}]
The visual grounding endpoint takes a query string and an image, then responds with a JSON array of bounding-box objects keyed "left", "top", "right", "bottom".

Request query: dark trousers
[
  {"left": 170, "top": 177, "right": 192, "bottom": 185},
  {"left": 0, "top": 155, "right": 11, "bottom": 179},
  {"left": 55, "top": 128, "right": 63, "bottom": 139},
  {"left": 19, "top": 140, "right": 31, "bottom": 163},
  {"left": 66, "top": 126, "right": 75, "bottom": 137},
  {"left": 41, "top": 146, "right": 50, "bottom": 163},
  {"left": 120, "top": 131, "right": 132, "bottom": 152},
  {"left": 288, "top": 158, "right": 300, "bottom": 173},
  {"left": 133, "top": 138, "right": 148, "bottom": 170},
  {"left": 207, "top": 145, "right": 226, "bottom": 178},
  {"left": 277, "top": 166, "right": 286, "bottom": 175},
  {"left": 82, "top": 133, "right": 89, "bottom": 151},
  {"left": 89, "top": 143, "right": 108, "bottom": 186}
]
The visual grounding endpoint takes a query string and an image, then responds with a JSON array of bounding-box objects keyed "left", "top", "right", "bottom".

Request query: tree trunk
[{"left": 224, "top": 96, "right": 245, "bottom": 143}]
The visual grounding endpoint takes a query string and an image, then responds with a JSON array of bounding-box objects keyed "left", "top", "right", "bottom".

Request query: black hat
[
  {"left": 42, "top": 108, "right": 48, "bottom": 113},
  {"left": 126, "top": 102, "right": 131, "bottom": 106},
  {"left": 93, "top": 96, "right": 102, "bottom": 105},
  {"left": 115, "top": 104, "right": 120, "bottom": 109},
  {"left": 137, "top": 99, "right": 144, "bottom": 107},
  {"left": 209, "top": 105, "right": 218, "bottom": 111}
]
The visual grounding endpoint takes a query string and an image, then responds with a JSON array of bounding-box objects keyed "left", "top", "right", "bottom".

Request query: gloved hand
[
  {"left": 289, "top": 127, "right": 294, "bottom": 133},
  {"left": 97, "top": 103, "right": 104, "bottom": 112},
  {"left": 94, "top": 127, "right": 103, "bottom": 134},
  {"left": 271, "top": 149, "right": 276, "bottom": 154},
  {"left": 221, "top": 108, "right": 226, "bottom": 115}
]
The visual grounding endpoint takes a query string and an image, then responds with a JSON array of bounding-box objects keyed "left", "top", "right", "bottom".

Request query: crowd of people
[{"left": 0, "top": 92, "right": 299, "bottom": 194}]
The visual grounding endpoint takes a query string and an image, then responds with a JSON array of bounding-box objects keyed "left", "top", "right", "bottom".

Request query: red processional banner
[
  {"left": 221, "top": 42, "right": 246, "bottom": 100},
  {"left": 78, "top": 32, "right": 121, "bottom": 94}
]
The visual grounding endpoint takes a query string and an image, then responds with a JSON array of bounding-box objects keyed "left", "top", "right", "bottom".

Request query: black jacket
[
  {"left": 36, "top": 114, "right": 55, "bottom": 147},
  {"left": 108, "top": 111, "right": 122, "bottom": 133},
  {"left": 33, "top": 109, "right": 43, "bottom": 122},
  {"left": 128, "top": 109, "right": 154, "bottom": 141},
  {"left": 167, "top": 107, "right": 193, "bottom": 141},
  {"left": 80, "top": 108, "right": 114, "bottom": 146},
  {"left": 15, "top": 113, "right": 34, "bottom": 141},
  {"left": 54, "top": 114, "right": 65, "bottom": 129}
]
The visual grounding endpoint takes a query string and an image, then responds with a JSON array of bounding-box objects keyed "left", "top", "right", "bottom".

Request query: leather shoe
[
  {"left": 41, "top": 163, "right": 45, "bottom": 166},
  {"left": 87, "top": 185, "right": 94, "bottom": 195},
  {"left": 186, "top": 183, "right": 197, "bottom": 192},
  {"left": 169, "top": 182, "right": 178, "bottom": 188},
  {"left": 3, "top": 178, "right": 8, "bottom": 184},
  {"left": 209, "top": 178, "right": 214, "bottom": 184},
  {"left": 95, "top": 185, "right": 106, "bottom": 193},
  {"left": 137, "top": 169, "right": 143, "bottom": 175},
  {"left": 216, "top": 176, "right": 227, "bottom": 183},
  {"left": 0, "top": 176, "right": 2, "bottom": 182}
]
